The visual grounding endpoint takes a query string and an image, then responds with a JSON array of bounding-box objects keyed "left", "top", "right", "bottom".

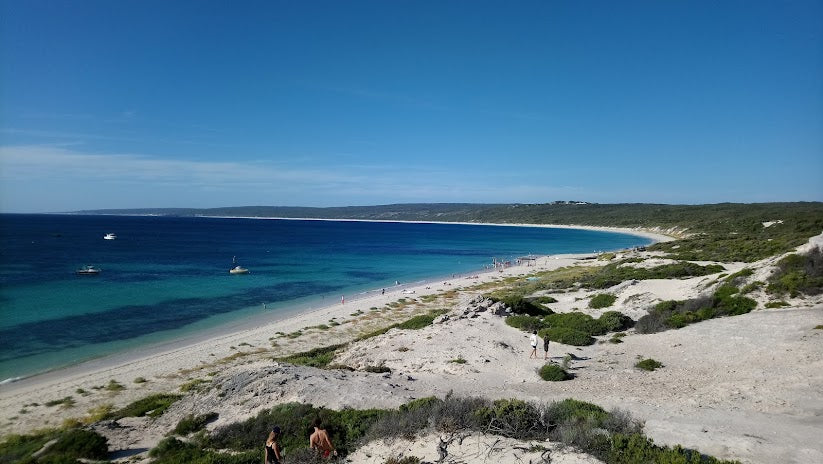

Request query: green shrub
[
  {"left": 544, "top": 312, "right": 607, "bottom": 336},
  {"left": 505, "top": 315, "right": 543, "bottom": 332},
  {"left": 637, "top": 287, "right": 756, "bottom": 334},
  {"left": 365, "top": 365, "right": 392, "bottom": 373},
  {"left": 180, "top": 378, "right": 210, "bottom": 393},
  {"left": 105, "top": 379, "right": 125, "bottom": 391},
  {"left": 276, "top": 343, "right": 346, "bottom": 368},
  {"left": 532, "top": 296, "right": 558, "bottom": 304},
  {"left": 598, "top": 311, "right": 634, "bottom": 331},
  {"left": 635, "top": 359, "right": 663, "bottom": 371},
  {"left": 583, "top": 262, "right": 725, "bottom": 289},
  {"left": 111, "top": 393, "right": 182, "bottom": 419},
  {"left": 474, "top": 399, "right": 544, "bottom": 439},
  {"left": 208, "top": 402, "right": 386, "bottom": 457},
  {"left": 610, "top": 433, "right": 740, "bottom": 464},
  {"left": 174, "top": 412, "right": 219, "bottom": 435},
  {"left": 45, "top": 428, "right": 108, "bottom": 461},
  {"left": 385, "top": 456, "right": 422, "bottom": 464},
  {"left": 539, "top": 364, "right": 572, "bottom": 381},
  {"left": 765, "top": 301, "right": 790, "bottom": 308},
  {"left": 395, "top": 314, "right": 436, "bottom": 330},
  {"left": 488, "top": 295, "right": 552, "bottom": 316},
  {"left": 0, "top": 430, "right": 54, "bottom": 463},
  {"left": 767, "top": 247, "right": 823, "bottom": 296},
  {"left": 589, "top": 293, "right": 617, "bottom": 309},
  {"left": 539, "top": 327, "right": 595, "bottom": 346}
]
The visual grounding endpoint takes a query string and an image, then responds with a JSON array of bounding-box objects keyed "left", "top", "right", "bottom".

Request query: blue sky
[{"left": 1, "top": 0, "right": 821, "bottom": 212}]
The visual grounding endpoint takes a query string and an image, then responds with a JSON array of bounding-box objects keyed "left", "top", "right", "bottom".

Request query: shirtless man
[{"left": 309, "top": 418, "right": 336, "bottom": 459}]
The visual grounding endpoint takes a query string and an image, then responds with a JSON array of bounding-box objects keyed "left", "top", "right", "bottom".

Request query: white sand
[{"left": 2, "top": 228, "right": 822, "bottom": 464}]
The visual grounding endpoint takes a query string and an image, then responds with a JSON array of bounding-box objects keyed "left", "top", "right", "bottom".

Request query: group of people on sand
[
  {"left": 265, "top": 418, "right": 337, "bottom": 463},
  {"left": 529, "top": 330, "right": 550, "bottom": 360}
]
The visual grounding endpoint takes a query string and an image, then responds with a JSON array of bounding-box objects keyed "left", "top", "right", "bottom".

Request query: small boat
[
  {"left": 103, "top": 233, "right": 117, "bottom": 240},
  {"left": 76, "top": 265, "right": 102, "bottom": 276},
  {"left": 229, "top": 256, "right": 249, "bottom": 275}
]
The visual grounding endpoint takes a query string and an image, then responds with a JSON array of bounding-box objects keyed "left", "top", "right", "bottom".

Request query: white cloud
[{"left": 0, "top": 144, "right": 589, "bottom": 212}]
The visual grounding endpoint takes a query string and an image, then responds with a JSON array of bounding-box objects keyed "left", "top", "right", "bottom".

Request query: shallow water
[{"left": 0, "top": 214, "right": 650, "bottom": 379}]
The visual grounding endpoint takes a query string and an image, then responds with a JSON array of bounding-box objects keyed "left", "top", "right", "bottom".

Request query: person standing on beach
[
  {"left": 529, "top": 330, "right": 538, "bottom": 359},
  {"left": 543, "top": 333, "right": 550, "bottom": 360},
  {"left": 341, "top": 295, "right": 344, "bottom": 304},
  {"left": 309, "top": 418, "right": 337, "bottom": 459},
  {"left": 265, "top": 426, "right": 283, "bottom": 464}
]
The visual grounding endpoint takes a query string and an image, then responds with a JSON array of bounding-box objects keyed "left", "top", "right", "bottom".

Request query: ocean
[{"left": 0, "top": 214, "right": 651, "bottom": 381}]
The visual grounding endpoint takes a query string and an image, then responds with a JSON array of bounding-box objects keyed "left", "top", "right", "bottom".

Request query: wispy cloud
[{"left": 0, "top": 144, "right": 586, "bottom": 211}]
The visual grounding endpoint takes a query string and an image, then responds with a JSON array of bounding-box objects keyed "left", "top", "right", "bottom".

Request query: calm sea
[{"left": 0, "top": 214, "right": 650, "bottom": 381}]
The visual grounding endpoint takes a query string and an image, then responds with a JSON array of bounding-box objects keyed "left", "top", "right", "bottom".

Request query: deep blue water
[{"left": 0, "top": 214, "right": 650, "bottom": 380}]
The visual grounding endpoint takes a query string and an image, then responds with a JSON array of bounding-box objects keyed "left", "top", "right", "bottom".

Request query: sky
[{"left": 1, "top": 0, "right": 822, "bottom": 213}]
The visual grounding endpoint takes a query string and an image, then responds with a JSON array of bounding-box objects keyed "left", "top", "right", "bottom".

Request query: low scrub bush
[
  {"left": 208, "top": 402, "right": 386, "bottom": 457},
  {"left": 136, "top": 394, "right": 737, "bottom": 464},
  {"left": 539, "top": 364, "right": 572, "bottom": 381},
  {"left": 395, "top": 313, "right": 437, "bottom": 330},
  {"left": 174, "top": 412, "right": 219, "bottom": 435},
  {"left": 539, "top": 327, "right": 595, "bottom": 346},
  {"left": 636, "top": 287, "right": 756, "bottom": 334},
  {"left": 111, "top": 393, "right": 182, "bottom": 419},
  {"left": 505, "top": 315, "right": 543, "bottom": 332},
  {"left": 364, "top": 365, "right": 391, "bottom": 373},
  {"left": 599, "top": 311, "right": 634, "bottom": 332},
  {"left": 635, "top": 359, "right": 663, "bottom": 371},
  {"left": 488, "top": 295, "right": 552, "bottom": 316},
  {"left": 0, "top": 428, "right": 109, "bottom": 464},
  {"left": 589, "top": 293, "right": 617, "bottom": 309},
  {"left": 583, "top": 262, "right": 725, "bottom": 289},
  {"left": 765, "top": 300, "right": 790, "bottom": 308},
  {"left": 475, "top": 399, "right": 546, "bottom": 439},
  {"left": 276, "top": 343, "right": 346, "bottom": 368},
  {"left": 544, "top": 312, "right": 608, "bottom": 336},
  {"left": 767, "top": 247, "right": 823, "bottom": 297}
]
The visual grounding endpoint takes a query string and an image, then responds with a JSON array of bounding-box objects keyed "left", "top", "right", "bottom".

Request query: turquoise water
[{"left": 0, "top": 214, "right": 651, "bottom": 380}]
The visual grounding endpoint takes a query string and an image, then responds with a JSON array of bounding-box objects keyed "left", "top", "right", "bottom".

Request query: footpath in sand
[{"left": 1, "top": 230, "right": 822, "bottom": 464}]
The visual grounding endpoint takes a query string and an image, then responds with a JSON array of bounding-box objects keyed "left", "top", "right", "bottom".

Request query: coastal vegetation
[
  {"left": 635, "top": 359, "right": 664, "bottom": 371},
  {"left": 488, "top": 262, "right": 724, "bottom": 305},
  {"left": 539, "top": 364, "right": 572, "bottom": 381},
  {"left": 505, "top": 311, "right": 634, "bottom": 346},
  {"left": 636, "top": 286, "right": 757, "bottom": 334},
  {"left": 140, "top": 396, "right": 739, "bottom": 464},
  {"left": 0, "top": 426, "right": 108, "bottom": 463},
  {"left": 766, "top": 247, "right": 823, "bottom": 297},
  {"left": 589, "top": 293, "right": 617, "bottom": 308},
  {"left": 110, "top": 393, "right": 182, "bottom": 420}
]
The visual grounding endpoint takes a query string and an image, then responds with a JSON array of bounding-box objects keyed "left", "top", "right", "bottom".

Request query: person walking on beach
[
  {"left": 265, "top": 426, "right": 283, "bottom": 464},
  {"left": 529, "top": 330, "right": 538, "bottom": 359},
  {"left": 341, "top": 295, "right": 344, "bottom": 304},
  {"left": 543, "top": 333, "right": 550, "bottom": 360},
  {"left": 309, "top": 418, "right": 337, "bottom": 459}
]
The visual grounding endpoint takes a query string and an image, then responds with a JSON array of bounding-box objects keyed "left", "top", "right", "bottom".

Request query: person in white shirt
[{"left": 529, "top": 330, "right": 538, "bottom": 359}]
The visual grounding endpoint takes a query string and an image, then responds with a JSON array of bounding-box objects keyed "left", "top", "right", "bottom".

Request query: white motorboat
[
  {"left": 76, "top": 265, "right": 102, "bottom": 276},
  {"left": 229, "top": 266, "right": 250, "bottom": 275},
  {"left": 103, "top": 233, "right": 117, "bottom": 240},
  {"left": 229, "top": 256, "right": 249, "bottom": 274}
]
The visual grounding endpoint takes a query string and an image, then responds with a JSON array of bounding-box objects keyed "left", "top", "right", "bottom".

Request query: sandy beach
[{"left": 1, "top": 226, "right": 821, "bottom": 464}]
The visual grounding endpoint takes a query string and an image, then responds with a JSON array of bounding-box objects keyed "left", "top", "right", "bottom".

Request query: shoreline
[
  {"left": 47, "top": 211, "right": 676, "bottom": 244},
  {"left": 0, "top": 251, "right": 597, "bottom": 396},
  {"left": 0, "top": 216, "right": 667, "bottom": 385},
  {"left": 194, "top": 215, "right": 677, "bottom": 243}
]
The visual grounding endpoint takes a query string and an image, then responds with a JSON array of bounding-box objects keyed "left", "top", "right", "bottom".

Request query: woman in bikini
[{"left": 265, "top": 426, "right": 283, "bottom": 464}]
